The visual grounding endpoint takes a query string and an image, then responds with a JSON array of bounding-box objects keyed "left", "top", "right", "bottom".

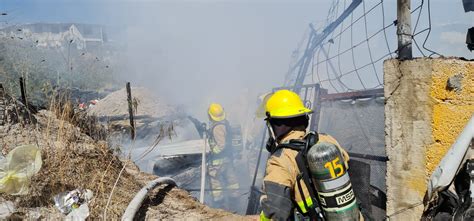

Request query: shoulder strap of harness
[
  {"left": 209, "top": 120, "right": 229, "bottom": 141},
  {"left": 277, "top": 131, "right": 325, "bottom": 220}
]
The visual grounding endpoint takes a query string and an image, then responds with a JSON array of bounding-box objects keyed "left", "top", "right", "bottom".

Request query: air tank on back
[{"left": 307, "top": 141, "right": 360, "bottom": 221}]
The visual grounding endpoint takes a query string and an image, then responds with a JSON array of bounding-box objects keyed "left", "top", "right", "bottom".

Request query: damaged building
[{"left": 0, "top": 23, "right": 108, "bottom": 49}]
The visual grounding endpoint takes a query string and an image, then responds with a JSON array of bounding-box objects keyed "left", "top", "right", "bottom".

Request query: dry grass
[
  {"left": 0, "top": 94, "right": 142, "bottom": 219},
  {"left": 0, "top": 91, "right": 243, "bottom": 220}
]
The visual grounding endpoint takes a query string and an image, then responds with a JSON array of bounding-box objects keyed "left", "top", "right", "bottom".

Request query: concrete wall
[{"left": 384, "top": 58, "right": 474, "bottom": 220}]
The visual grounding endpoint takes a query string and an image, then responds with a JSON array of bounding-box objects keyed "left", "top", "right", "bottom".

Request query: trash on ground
[
  {"left": 65, "top": 203, "right": 90, "bottom": 221},
  {"left": 53, "top": 189, "right": 93, "bottom": 216},
  {"left": 0, "top": 200, "right": 15, "bottom": 219},
  {"left": 0, "top": 145, "right": 42, "bottom": 195}
]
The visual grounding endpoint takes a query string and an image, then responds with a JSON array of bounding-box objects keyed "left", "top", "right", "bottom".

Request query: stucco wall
[{"left": 384, "top": 58, "right": 474, "bottom": 220}]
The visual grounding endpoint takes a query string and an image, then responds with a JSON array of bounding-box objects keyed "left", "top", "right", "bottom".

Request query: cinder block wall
[{"left": 384, "top": 58, "right": 474, "bottom": 220}]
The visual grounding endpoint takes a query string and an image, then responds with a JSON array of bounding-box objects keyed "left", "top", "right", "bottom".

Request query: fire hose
[{"left": 121, "top": 177, "right": 177, "bottom": 221}]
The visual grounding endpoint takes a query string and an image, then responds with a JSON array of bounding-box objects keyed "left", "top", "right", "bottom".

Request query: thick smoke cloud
[
  {"left": 100, "top": 1, "right": 330, "bottom": 122},
  {"left": 2, "top": 0, "right": 471, "bottom": 121}
]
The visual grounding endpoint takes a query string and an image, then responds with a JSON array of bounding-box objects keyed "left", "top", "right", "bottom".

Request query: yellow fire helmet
[
  {"left": 208, "top": 103, "right": 226, "bottom": 122},
  {"left": 265, "top": 89, "right": 313, "bottom": 119}
]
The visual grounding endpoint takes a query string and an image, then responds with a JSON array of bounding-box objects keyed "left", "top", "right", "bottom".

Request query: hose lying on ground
[{"left": 122, "top": 177, "right": 177, "bottom": 221}]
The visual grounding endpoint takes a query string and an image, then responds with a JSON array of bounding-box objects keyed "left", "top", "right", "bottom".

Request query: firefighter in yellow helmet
[
  {"left": 259, "top": 90, "right": 361, "bottom": 221},
  {"left": 207, "top": 103, "right": 240, "bottom": 211}
]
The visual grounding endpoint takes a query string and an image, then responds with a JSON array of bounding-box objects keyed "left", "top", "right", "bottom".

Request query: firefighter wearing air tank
[
  {"left": 207, "top": 103, "right": 240, "bottom": 211},
  {"left": 259, "top": 89, "right": 362, "bottom": 221}
]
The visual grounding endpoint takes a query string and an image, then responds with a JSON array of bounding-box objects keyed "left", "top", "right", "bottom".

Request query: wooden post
[
  {"left": 19, "top": 77, "right": 27, "bottom": 109},
  {"left": 126, "top": 82, "right": 135, "bottom": 140},
  {"left": 397, "top": 0, "right": 412, "bottom": 59},
  {"left": 0, "top": 84, "right": 5, "bottom": 125}
]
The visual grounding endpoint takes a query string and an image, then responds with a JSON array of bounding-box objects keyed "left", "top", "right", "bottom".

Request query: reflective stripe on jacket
[{"left": 209, "top": 120, "right": 234, "bottom": 166}]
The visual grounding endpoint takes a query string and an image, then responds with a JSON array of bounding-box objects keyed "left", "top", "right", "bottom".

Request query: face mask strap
[{"left": 265, "top": 118, "right": 279, "bottom": 146}]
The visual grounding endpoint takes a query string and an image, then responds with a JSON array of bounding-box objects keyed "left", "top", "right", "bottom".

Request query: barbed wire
[{"left": 289, "top": 0, "right": 441, "bottom": 93}]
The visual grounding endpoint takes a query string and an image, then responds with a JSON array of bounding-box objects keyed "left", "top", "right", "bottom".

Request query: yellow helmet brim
[
  {"left": 209, "top": 111, "right": 226, "bottom": 122},
  {"left": 268, "top": 106, "right": 313, "bottom": 119}
]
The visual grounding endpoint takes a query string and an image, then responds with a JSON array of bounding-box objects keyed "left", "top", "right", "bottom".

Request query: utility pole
[{"left": 397, "top": 0, "right": 413, "bottom": 59}]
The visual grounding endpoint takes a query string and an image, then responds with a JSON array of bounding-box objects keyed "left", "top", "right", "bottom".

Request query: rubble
[
  {"left": 86, "top": 87, "right": 185, "bottom": 143},
  {"left": 88, "top": 87, "right": 174, "bottom": 118},
  {"left": 0, "top": 88, "right": 243, "bottom": 219}
]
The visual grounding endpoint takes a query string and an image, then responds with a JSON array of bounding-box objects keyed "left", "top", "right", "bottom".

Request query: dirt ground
[
  {"left": 125, "top": 161, "right": 247, "bottom": 220},
  {"left": 0, "top": 93, "right": 249, "bottom": 220}
]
